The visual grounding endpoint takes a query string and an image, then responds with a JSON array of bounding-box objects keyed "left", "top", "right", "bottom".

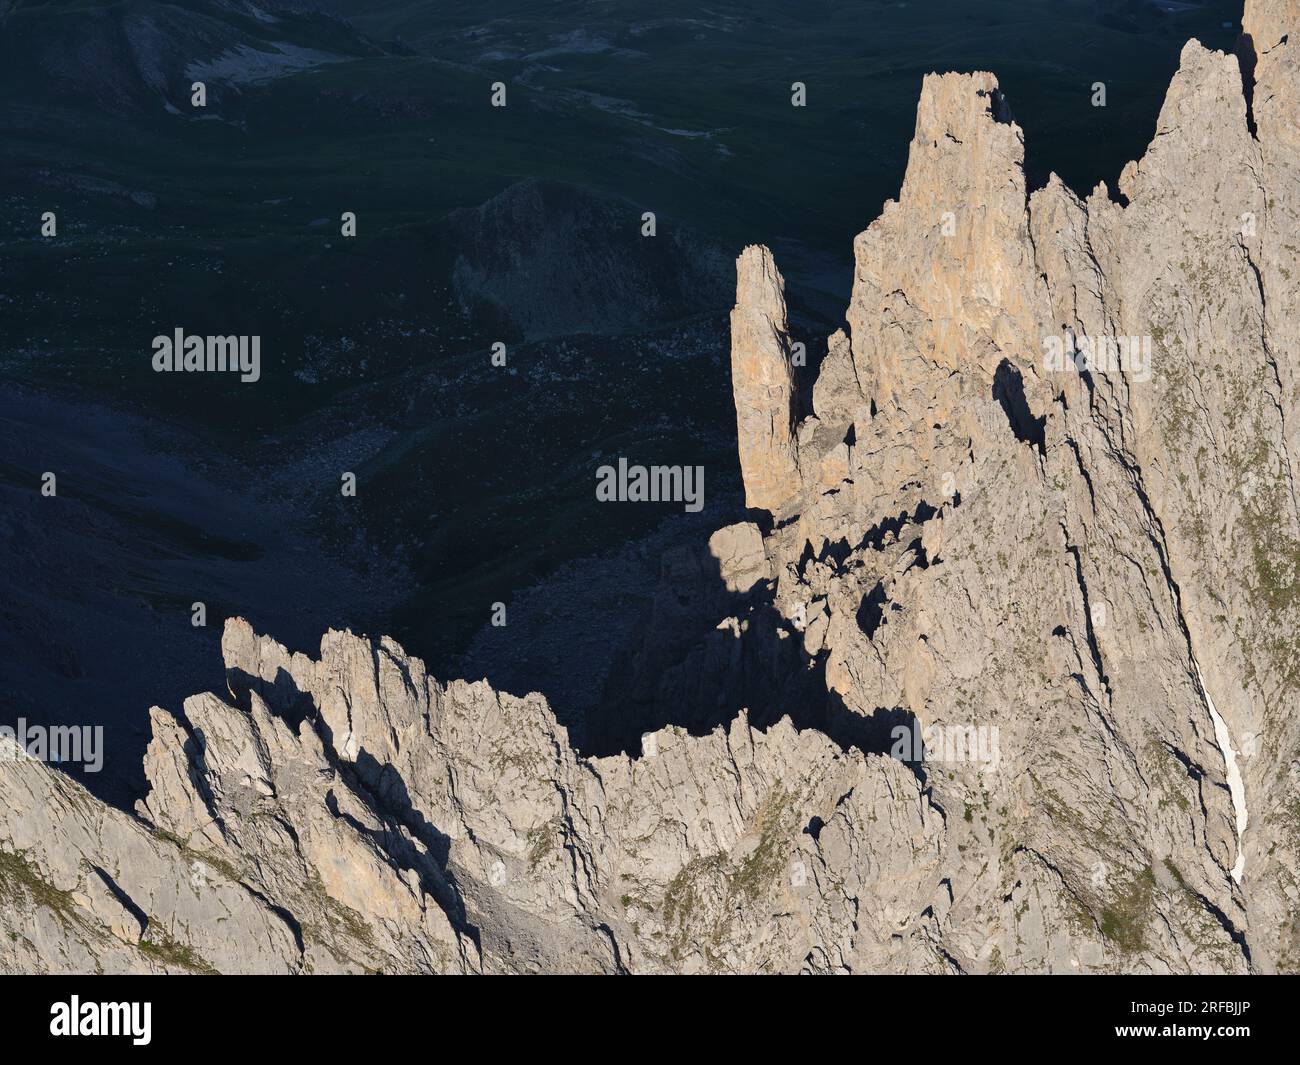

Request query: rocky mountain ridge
[{"left": 2, "top": 0, "right": 1297, "bottom": 973}]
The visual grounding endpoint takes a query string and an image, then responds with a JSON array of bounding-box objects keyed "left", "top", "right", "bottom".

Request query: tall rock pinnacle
[{"left": 729, "top": 244, "right": 800, "bottom": 514}]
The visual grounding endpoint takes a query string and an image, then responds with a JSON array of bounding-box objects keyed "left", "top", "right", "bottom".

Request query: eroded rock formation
[
  {"left": 730, "top": 244, "right": 801, "bottom": 514},
  {"left": 3, "top": 2, "right": 1298, "bottom": 973}
]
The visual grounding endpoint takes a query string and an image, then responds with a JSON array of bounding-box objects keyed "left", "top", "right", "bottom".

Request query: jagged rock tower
[{"left": 3, "top": 0, "right": 1298, "bottom": 973}]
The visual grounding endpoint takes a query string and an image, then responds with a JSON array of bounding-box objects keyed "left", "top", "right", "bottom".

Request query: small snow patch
[{"left": 1196, "top": 663, "right": 1248, "bottom": 883}]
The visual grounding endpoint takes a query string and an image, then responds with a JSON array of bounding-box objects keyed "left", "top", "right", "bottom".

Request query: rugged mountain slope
[
  {"left": 0, "top": 0, "right": 387, "bottom": 116},
  {"left": 442, "top": 178, "right": 733, "bottom": 341},
  {"left": 3, "top": 1, "right": 1298, "bottom": 973}
]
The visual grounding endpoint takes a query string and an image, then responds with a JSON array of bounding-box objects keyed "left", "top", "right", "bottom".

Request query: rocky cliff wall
[{"left": 3, "top": 1, "right": 1297, "bottom": 974}]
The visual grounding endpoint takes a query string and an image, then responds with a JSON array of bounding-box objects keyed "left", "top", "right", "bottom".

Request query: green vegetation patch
[
  {"left": 1098, "top": 864, "right": 1156, "bottom": 955},
  {"left": 138, "top": 928, "right": 218, "bottom": 974},
  {"left": 0, "top": 848, "right": 77, "bottom": 920}
]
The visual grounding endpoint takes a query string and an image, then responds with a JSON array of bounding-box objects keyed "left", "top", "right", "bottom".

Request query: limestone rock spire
[{"left": 729, "top": 244, "right": 801, "bottom": 514}]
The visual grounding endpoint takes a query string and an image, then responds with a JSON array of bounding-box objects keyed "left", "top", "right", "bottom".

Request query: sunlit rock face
[
  {"left": 730, "top": 244, "right": 801, "bottom": 515},
  {"left": 4, "top": 1, "right": 1300, "bottom": 974}
]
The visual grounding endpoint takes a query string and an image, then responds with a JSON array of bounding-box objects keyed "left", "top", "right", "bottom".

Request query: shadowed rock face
[
  {"left": 4, "top": 1, "right": 1300, "bottom": 974},
  {"left": 443, "top": 178, "right": 733, "bottom": 341}
]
